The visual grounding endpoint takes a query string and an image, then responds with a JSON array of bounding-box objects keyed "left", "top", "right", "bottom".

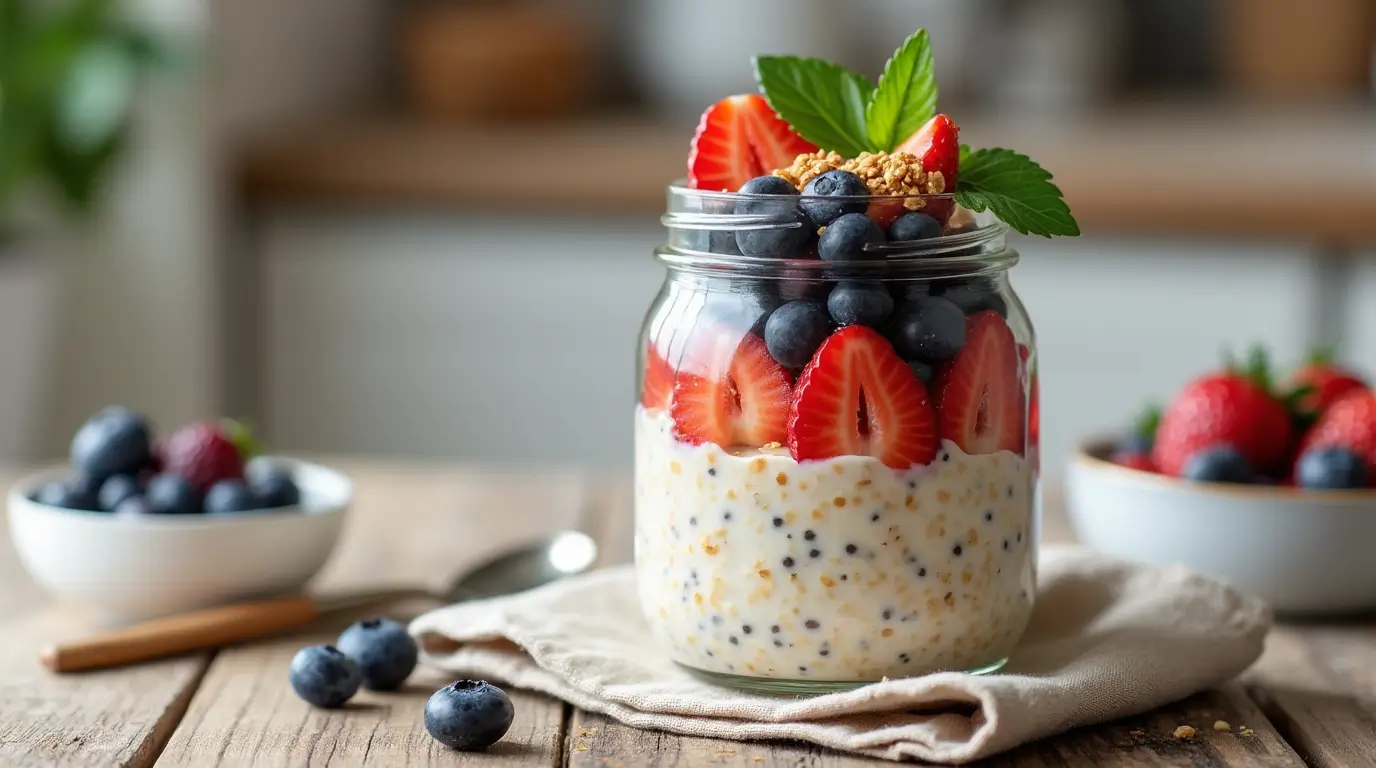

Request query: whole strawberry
[
  {"left": 1295, "top": 390, "right": 1376, "bottom": 481},
  {"left": 1152, "top": 348, "right": 1297, "bottom": 477},
  {"left": 162, "top": 421, "right": 250, "bottom": 493},
  {"left": 1289, "top": 350, "right": 1367, "bottom": 415}
]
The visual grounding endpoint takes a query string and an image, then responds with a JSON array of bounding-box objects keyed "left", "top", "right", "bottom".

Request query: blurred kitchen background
[{"left": 3, "top": 0, "right": 1375, "bottom": 482}]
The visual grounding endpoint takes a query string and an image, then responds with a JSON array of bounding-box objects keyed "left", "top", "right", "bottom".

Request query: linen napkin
[{"left": 409, "top": 546, "right": 1270, "bottom": 764}]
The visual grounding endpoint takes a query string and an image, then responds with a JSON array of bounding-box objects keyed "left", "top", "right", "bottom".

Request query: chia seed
[
  {"left": 783, "top": 556, "right": 795, "bottom": 568},
  {"left": 772, "top": 517, "right": 784, "bottom": 527},
  {"left": 953, "top": 545, "right": 963, "bottom": 556},
  {"left": 804, "top": 619, "right": 820, "bottom": 630},
  {"left": 809, "top": 549, "right": 821, "bottom": 558},
  {"left": 845, "top": 544, "right": 858, "bottom": 554}
]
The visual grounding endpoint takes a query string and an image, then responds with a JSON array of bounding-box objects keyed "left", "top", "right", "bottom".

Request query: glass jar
[{"left": 634, "top": 183, "right": 1039, "bottom": 694}]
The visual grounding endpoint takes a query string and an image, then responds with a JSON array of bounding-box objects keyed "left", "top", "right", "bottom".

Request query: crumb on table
[
  {"left": 1173, "top": 725, "right": 1196, "bottom": 740},
  {"left": 1213, "top": 720, "right": 1231, "bottom": 732}
]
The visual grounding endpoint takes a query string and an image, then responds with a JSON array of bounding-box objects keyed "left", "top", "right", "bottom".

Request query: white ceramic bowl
[
  {"left": 7, "top": 457, "right": 351, "bottom": 623},
  {"left": 1067, "top": 439, "right": 1376, "bottom": 614}
]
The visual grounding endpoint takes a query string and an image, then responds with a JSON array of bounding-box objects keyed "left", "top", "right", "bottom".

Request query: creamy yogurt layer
[{"left": 634, "top": 407, "right": 1036, "bottom": 681}]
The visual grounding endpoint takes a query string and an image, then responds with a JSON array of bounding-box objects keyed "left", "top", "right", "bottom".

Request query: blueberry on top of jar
[
  {"left": 818, "top": 213, "right": 884, "bottom": 262},
  {"left": 764, "top": 299, "right": 833, "bottom": 369},
  {"left": 733, "top": 176, "right": 812, "bottom": 259},
  {"left": 800, "top": 170, "right": 868, "bottom": 228},
  {"left": 827, "top": 281, "right": 894, "bottom": 328},
  {"left": 891, "top": 296, "right": 967, "bottom": 362},
  {"left": 889, "top": 211, "right": 943, "bottom": 242}
]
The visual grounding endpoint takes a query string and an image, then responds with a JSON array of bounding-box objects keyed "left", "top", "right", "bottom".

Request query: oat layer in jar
[{"left": 634, "top": 164, "right": 1040, "bottom": 694}]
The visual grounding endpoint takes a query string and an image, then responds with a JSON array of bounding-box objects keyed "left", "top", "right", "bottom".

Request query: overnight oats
[{"left": 634, "top": 28, "right": 1076, "bottom": 693}]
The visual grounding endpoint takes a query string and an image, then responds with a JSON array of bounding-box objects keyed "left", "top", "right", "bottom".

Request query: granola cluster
[{"left": 773, "top": 150, "right": 945, "bottom": 211}]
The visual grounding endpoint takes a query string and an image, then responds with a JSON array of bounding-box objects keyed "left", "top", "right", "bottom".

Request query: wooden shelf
[{"left": 237, "top": 105, "right": 1376, "bottom": 244}]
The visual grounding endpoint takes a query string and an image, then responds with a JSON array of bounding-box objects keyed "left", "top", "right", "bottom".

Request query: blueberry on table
[
  {"left": 114, "top": 497, "right": 150, "bottom": 516},
  {"left": 98, "top": 475, "right": 140, "bottom": 512},
  {"left": 289, "top": 645, "right": 362, "bottom": 709},
  {"left": 251, "top": 467, "right": 301, "bottom": 509},
  {"left": 1181, "top": 446, "right": 1253, "bottom": 484},
  {"left": 34, "top": 476, "right": 101, "bottom": 511},
  {"left": 70, "top": 406, "right": 153, "bottom": 482},
  {"left": 764, "top": 300, "right": 832, "bottom": 369},
  {"left": 800, "top": 170, "right": 868, "bottom": 227},
  {"left": 336, "top": 617, "right": 419, "bottom": 691},
  {"left": 733, "top": 175, "right": 812, "bottom": 259},
  {"left": 937, "top": 278, "right": 1009, "bottom": 318},
  {"left": 818, "top": 213, "right": 884, "bottom": 262},
  {"left": 425, "top": 680, "right": 515, "bottom": 751},
  {"left": 205, "top": 479, "right": 257, "bottom": 514},
  {"left": 145, "top": 473, "right": 202, "bottom": 515},
  {"left": 889, "top": 212, "right": 943, "bottom": 242},
  {"left": 1296, "top": 446, "right": 1368, "bottom": 490},
  {"left": 891, "top": 296, "right": 967, "bottom": 362},
  {"left": 827, "top": 282, "right": 894, "bottom": 328}
]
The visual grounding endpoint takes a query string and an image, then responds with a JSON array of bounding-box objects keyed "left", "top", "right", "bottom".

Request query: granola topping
[{"left": 773, "top": 150, "right": 945, "bottom": 211}]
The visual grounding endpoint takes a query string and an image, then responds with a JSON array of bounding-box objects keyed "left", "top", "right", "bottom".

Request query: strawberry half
[
  {"left": 687, "top": 94, "right": 818, "bottom": 192},
  {"left": 896, "top": 113, "right": 959, "bottom": 224},
  {"left": 641, "top": 345, "right": 675, "bottom": 411},
  {"left": 671, "top": 330, "right": 792, "bottom": 448},
  {"left": 788, "top": 326, "right": 938, "bottom": 469},
  {"left": 1289, "top": 354, "right": 1367, "bottom": 415},
  {"left": 932, "top": 312, "right": 1024, "bottom": 456}
]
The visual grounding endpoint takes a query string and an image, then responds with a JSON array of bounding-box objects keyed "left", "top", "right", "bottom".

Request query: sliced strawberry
[
  {"left": 932, "top": 312, "right": 1024, "bottom": 456},
  {"left": 641, "top": 345, "right": 675, "bottom": 411},
  {"left": 788, "top": 326, "right": 938, "bottom": 469},
  {"left": 687, "top": 94, "right": 818, "bottom": 192},
  {"left": 865, "top": 198, "right": 907, "bottom": 231},
  {"left": 895, "top": 113, "right": 960, "bottom": 224},
  {"left": 671, "top": 330, "right": 792, "bottom": 448}
]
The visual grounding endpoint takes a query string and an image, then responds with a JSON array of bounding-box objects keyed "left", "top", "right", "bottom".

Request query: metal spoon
[{"left": 41, "top": 531, "right": 599, "bottom": 673}]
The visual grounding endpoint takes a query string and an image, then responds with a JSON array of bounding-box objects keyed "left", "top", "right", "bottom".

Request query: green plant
[{"left": 0, "top": 0, "right": 171, "bottom": 227}]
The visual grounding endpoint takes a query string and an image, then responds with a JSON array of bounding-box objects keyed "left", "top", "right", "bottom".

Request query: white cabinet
[{"left": 259, "top": 211, "right": 1323, "bottom": 475}]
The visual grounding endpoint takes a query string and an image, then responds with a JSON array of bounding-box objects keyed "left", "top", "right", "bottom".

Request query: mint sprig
[
  {"left": 865, "top": 30, "right": 937, "bottom": 154},
  {"left": 954, "top": 146, "right": 1080, "bottom": 238},
  {"left": 753, "top": 56, "right": 873, "bottom": 158}
]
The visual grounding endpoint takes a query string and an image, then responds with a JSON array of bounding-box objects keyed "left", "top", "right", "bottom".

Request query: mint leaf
[
  {"left": 954, "top": 146, "right": 1080, "bottom": 237},
  {"left": 865, "top": 29, "right": 937, "bottom": 152},
  {"left": 754, "top": 55, "right": 873, "bottom": 157}
]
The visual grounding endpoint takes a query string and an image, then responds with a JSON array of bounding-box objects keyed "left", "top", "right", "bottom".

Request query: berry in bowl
[
  {"left": 1068, "top": 349, "right": 1376, "bottom": 614},
  {"left": 8, "top": 408, "right": 351, "bottom": 623},
  {"left": 636, "top": 29, "right": 1079, "bottom": 693}
]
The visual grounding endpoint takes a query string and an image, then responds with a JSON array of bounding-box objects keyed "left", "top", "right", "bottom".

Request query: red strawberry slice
[
  {"left": 932, "top": 312, "right": 1024, "bottom": 456},
  {"left": 671, "top": 330, "right": 792, "bottom": 448},
  {"left": 641, "top": 345, "right": 675, "bottom": 411},
  {"left": 687, "top": 94, "right": 818, "bottom": 192},
  {"left": 788, "top": 326, "right": 938, "bottom": 469},
  {"left": 896, "top": 113, "right": 960, "bottom": 224}
]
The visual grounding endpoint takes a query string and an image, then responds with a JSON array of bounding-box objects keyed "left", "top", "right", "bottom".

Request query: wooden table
[{"left": 0, "top": 460, "right": 1372, "bottom": 767}]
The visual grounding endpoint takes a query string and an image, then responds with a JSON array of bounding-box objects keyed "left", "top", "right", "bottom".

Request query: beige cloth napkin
[{"left": 409, "top": 546, "right": 1270, "bottom": 764}]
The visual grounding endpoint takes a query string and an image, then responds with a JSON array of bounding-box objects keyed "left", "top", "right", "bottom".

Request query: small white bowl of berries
[
  {"left": 7, "top": 408, "right": 352, "bottom": 623},
  {"left": 1068, "top": 349, "right": 1376, "bottom": 614}
]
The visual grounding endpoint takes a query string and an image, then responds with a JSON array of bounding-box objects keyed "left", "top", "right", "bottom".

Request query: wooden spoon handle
[{"left": 41, "top": 594, "right": 320, "bottom": 673}]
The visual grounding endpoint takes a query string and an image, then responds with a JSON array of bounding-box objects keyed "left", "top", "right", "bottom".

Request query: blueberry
[
  {"left": 733, "top": 176, "right": 811, "bottom": 259},
  {"left": 1181, "top": 446, "right": 1253, "bottom": 484},
  {"left": 818, "top": 213, "right": 884, "bottom": 262},
  {"left": 889, "top": 212, "right": 943, "bottom": 242},
  {"left": 827, "top": 282, "right": 893, "bottom": 328},
  {"left": 337, "top": 617, "right": 419, "bottom": 691},
  {"left": 34, "top": 475, "right": 101, "bottom": 511},
  {"left": 98, "top": 475, "right": 140, "bottom": 511},
  {"left": 908, "top": 360, "right": 934, "bottom": 383},
  {"left": 251, "top": 466, "right": 301, "bottom": 508},
  {"left": 891, "top": 297, "right": 967, "bottom": 362},
  {"left": 70, "top": 407, "right": 152, "bottom": 482},
  {"left": 205, "top": 479, "right": 257, "bottom": 514},
  {"left": 425, "top": 680, "right": 515, "bottom": 751},
  {"left": 764, "top": 300, "right": 832, "bottom": 368},
  {"left": 289, "top": 645, "right": 362, "bottom": 709},
  {"left": 800, "top": 170, "right": 868, "bottom": 227},
  {"left": 145, "top": 473, "right": 202, "bottom": 515},
  {"left": 709, "top": 229, "right": 743, "bottom": 256},
  {"left": 1296, "top": 446, "right": 1368, "bottom": 490},
  {"left": 937, "top": 278, "right": 1008, "bottom": 318}
]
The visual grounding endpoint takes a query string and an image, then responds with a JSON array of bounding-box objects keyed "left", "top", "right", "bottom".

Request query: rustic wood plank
[
  {"left": 154, "top": 464, "right": 587, "bottom": 767},
  {"left": 1247, "top": 624, "right": 1376, "bottom": 768},
  {"left": 0, "top": 467, "right": 211, "bottom": 768}
]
